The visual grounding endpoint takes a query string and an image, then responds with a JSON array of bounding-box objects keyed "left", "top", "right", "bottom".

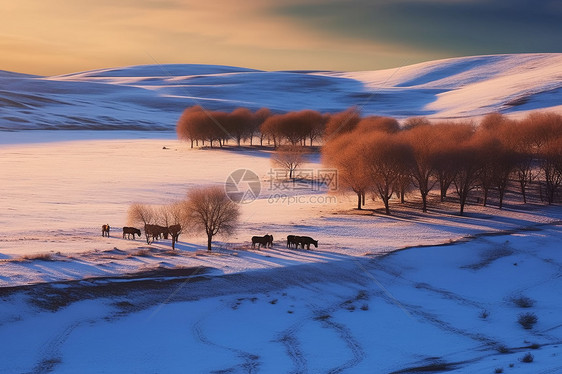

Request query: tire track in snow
[
  {"left": 192, "top": 312, "right": 261, "bottom": 374},
  {"left": 321, "top": 319, "right": 365, "bottom": 374},
  {"left": 28, "top": 321, "right": 81, "bottom": 374},
  {"left": 277, "top": 323, "right": 308, "bottom": 374}
]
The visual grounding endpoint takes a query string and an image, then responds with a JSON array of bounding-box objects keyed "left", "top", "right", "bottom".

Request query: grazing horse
[
  {"left": 147, "top": 225, "right": 168, "bottom": 241},
  {"left": 152, "top": 225, "right": 169, "bottom": 240},
  {"left": 122, "top": 227, "right": 141, "bottom": 240},
  {"left": 144, "top": 224, "right": 160, "bottom": 244},
  {"left": 252, "top": 234, "right": 273, "bottom": 249},
  {"left": 287, "top": 235, "right": 300, "bottom": 249},
  {"left": 102, "top": 224, "right": 110, "bottom": 237},
  {"left": 298, "top": 236, "right": 318, "bottom": 250}
]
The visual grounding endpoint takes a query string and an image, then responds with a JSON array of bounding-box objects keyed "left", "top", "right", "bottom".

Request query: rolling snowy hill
[{"left": 1, "top": 53, "right": 561, "bottom": 131}]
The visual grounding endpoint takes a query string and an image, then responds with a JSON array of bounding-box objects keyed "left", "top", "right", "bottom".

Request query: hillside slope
[{"left": 1, "top": 54, "right": 561, "bottom": 131}]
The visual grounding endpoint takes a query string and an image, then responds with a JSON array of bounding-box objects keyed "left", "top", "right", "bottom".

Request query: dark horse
[
  {"left": 287, "top": 235, "right": 299, "bottom": 248},
  {"left": 102, "top": 224, "right": 110, "bottom": 237},
  {"left": 252, "top": 234, "right": 273, "bottom": 249},
  {"left": 298, "top": 236, "right": 318, "bottom": 250},
  {"left": 122, "top": 226, "right": 141, "bottom": 240},
  {"left": 287, "top": 235, "right": 318, "bottom": 250},
  {"left": 144, "top": 224, "right": 168, "bottom": 244}
]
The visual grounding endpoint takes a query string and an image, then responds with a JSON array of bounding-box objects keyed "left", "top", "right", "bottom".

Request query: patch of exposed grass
[
  {"left": 128, "top": 249, "right": 152, "bottom": 258},
  {"left": 518, "top": 313, "right": 538, "bottom": 329},
  {"left": 512, "top": 295, "right": 535, "bottom": 308},
  {"left": 356, "top": 290, "right": 368, "bottom": 300},
  {"left": 20, "top": 253, "right": 55, "bottom": 261}
]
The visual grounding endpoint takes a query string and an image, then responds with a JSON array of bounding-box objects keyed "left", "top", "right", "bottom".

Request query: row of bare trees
[
  {"left": 176, "top": 106, "right": 330, "bottom": 148},
  {"left": 323, "top": 111, "right": 562, "bottom": 215},
  {"left": 128, "top": 186, "right": 239, "bottom": 251}
]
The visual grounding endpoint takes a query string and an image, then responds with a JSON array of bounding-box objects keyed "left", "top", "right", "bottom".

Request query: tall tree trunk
[
  {"left": 440, "top": 182, "right": 448, "bottom": 202},
  {"left": 207, "top": 234, "right": 212, "bottom": 251},
  {"left": 520, "top": 181, "right": 527, "bottom": 204},
  {"left": 357, "top": 192, "right": 362, "bottom": 210},
  {"left": 383, "top": 198, "right": 390, "bottom": 215},
  {"left": 459, "top": 192, "right": 467, "bottom": 215},
  {"left": 498, "top": 189, "right": 505, "bottom": 209}
]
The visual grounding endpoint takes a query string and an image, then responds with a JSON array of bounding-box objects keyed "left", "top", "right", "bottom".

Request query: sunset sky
[{"left": 2, "top": 0, "right": 561, "bottom": 76}]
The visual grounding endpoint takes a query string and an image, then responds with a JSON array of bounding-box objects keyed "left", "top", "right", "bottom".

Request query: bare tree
[
  {"left": 226, "top": 108, "right": 254, "bottom": 146},
  {"left": 451, "top": 145, "right": 482, "bottom": 215},
  {"left": 362, "top": 134, "right": 414, "bottom": 215},
  {"left": 176, "top": 106, "right": 229, "bottom": 148},
  {"left": 271, "top": 145, "right": 307, "bottom": 180},
  {"left": 401, "top": 125, "right": 440, "bottom": 212},
  {"left": 431, "top": 121, "right": 475, "bottom": 202},
  {"left": 176, "top": 106, "right": 204, "bottom": 148},
  {"left": 158, "top": 202, "right": 187, "bottom": 250},
  {"left": 433, "top": 147, "right": 458, "bottom": 202},
  {"left": 128, "top": 203, "right": 156, "bottom": 244},
  {"left": 254, "top": 108, "right": 272, "bottom": 146},
  {"left": 541, "top": 138, "right": 562, "bottom": 204},
  {"left": 323, "top": 132, "right": 370, "bottom": 209},
  {"left": 185, "top": 186, "right": 240, "bottom": 251},
  {"left": 260, "top": 114, "right": 283, "bottom": 147},
  {"left": 493, "top": 146, "right": 518, "bottom": 209},
  {"left": 475, "top": 139, "right": 496, "bottom": 207},
  {"left": 497, "top": 119, "right": 534, "bottom": 203}
]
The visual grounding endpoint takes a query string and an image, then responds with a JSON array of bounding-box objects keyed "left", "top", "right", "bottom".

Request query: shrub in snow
[
  {"left": 518, "top": 313, "right": 538, "bottom": 329},
  {"left": 520, "top": 352, "right": 534, "bottom": 363},
  {"left": 494, "top": 368, "right": 503, "bottom": 373},
  {"left": 512, "top": 296, "right": 535, "bottom": 308},
  {"left": 21, "top": 253, "right": 54, "bottom": 261}
]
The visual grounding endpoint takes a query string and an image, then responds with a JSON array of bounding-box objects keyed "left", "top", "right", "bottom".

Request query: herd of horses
[
  {"left": 101, "top": 224, "right": 181, "bottom": 244},
  {"left": 252, "top": 234, "right": 318, "bottom": 250},
  {"left": 102, "top": 225, "right": 318, "bottom": 250}
]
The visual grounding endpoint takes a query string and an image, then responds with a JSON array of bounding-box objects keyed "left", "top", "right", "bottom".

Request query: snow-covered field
[
  {"left": 1, "top": 54, "right": 562, "bottom": 132},
  {"left": 2, "top": 53, "right": 562, "bottom": 372},
  {"left": 1, "top": 133, "right": 561, "bottom": 373}
]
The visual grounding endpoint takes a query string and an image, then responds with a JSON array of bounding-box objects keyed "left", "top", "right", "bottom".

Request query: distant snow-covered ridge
[{"left": 1, "top": 54, "right": 561, "bottom": 131}]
